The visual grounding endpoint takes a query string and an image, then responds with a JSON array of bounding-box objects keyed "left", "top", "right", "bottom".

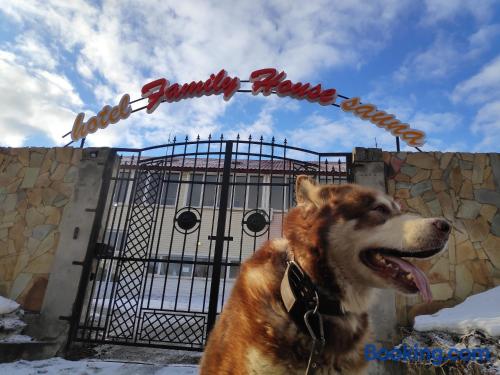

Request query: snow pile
[
  {"left": 0, "top": 295, "right": 32, "bottom": 343},
  {"left": 0, "top": 295, "right": 19, "bottom": 314},
  {"left": 403, "top": 286, "right": 500, "bottom": 374},
  {"left": 0, "top": 357, "right": 198, "bottom": 374},
  {"left": 414, "top": 286, "right": 500, "bottom": 336},
  {"left": 399, "top": 330, "right": 500, "bottom": 375}
]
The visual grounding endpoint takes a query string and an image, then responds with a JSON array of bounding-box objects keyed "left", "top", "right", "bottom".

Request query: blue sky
[{"left": 1, "top": 0, "right": 499, "bottom": 152}]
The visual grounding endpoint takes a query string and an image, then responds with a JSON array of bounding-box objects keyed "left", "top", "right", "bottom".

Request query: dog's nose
[{"left": 433, "top": 219, "right": 451, "bottom": 234}]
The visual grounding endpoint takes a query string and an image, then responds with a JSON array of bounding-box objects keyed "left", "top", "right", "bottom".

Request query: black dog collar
[{"left": 280, "top": 259, "right": 344, "bottom": 332}]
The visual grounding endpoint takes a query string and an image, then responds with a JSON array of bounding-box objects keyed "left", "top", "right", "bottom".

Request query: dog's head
[{"left": 286, "top": 176, "right": 450, "bottom": 303}]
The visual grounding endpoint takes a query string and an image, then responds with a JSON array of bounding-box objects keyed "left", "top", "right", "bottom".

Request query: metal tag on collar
[{"left": 280, "top": 261, "right": 316, "bottom": 314}]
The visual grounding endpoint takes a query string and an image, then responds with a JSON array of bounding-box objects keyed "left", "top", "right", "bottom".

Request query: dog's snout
[{"left": 433, "top": 219, "right": 451, "bottom": 234}]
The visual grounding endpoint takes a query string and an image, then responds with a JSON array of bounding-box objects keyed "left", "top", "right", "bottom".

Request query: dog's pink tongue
[{"left": 384, "top": 256, "right": 432, "bottom": 303}]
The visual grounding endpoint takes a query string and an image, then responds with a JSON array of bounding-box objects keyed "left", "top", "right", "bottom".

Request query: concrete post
[
  {"left": 27, "top": 148, "right": 115, "bottom": 357},
  {"left": 352, "top": 147, "right": 402, "bottom": 375}
]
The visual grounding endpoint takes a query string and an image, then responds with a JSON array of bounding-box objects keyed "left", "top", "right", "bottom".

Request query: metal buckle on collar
[
  {"left": 304, "top": 293, "right": 325, "bottom": 346},
  {"left": 304, "top": 292, "right": 325, "bottom": 375}
]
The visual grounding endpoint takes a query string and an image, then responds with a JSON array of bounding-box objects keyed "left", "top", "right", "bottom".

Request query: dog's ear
[{"left": 295, "top": 175, "right": 321, "bottom": 206}]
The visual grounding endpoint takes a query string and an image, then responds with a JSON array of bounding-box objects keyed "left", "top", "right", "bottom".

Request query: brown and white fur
[{"left": 200, "top": 176, "right": 450, "bottom": 375}]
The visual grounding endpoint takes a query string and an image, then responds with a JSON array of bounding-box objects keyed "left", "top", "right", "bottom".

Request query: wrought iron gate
[{"left": 69, "top": 136, "right": 352, "bottom": 350}]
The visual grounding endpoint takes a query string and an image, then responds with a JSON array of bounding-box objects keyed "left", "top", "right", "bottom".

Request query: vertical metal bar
[
  {"left": 206, "top": 140, "right": 233, "bottom": 334},
  {"left": 282, "top": 140, "right": 288, "bottom": 235},
  {"left": 202, "top": 137, "right": 223, "bottom": 314},
  {"left": 396, "top": 137, "right": 401, "bottom": 152},
  {"left": 80, "top": 137, "right": 86, "bottom": 148}
]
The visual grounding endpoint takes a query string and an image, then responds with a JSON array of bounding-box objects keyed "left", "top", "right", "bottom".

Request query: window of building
[
  {"left": 113, "top": 171, "right": 129, "bottom": 204},
  {"left": 154, "top": 255, "right": 194, "bottom": 277},
  {"left": 149, "top": 255, "right": 240, "bottom": 279},
  {"left": 203, "top": 175, "right": 220, "bottom": 207},
  {"left": 186, "top": 174, "right": 221, "bottom": 207},
  {"left": 186, "top": 174, "right": 203, "bottom": 207},
  {"left": 192, "top": 259, "right": 226, "bottom": 279},
  {"left": 102, "top": 230, "right": 125, "bottom": 253},
  {"left": 228, "top": 261, "right": 240, "bottom": 278},
  {"left": 161, "top": 172, "right": 180, "bottom": 206},
  {"left": 270, "top": 176, "right": 295, "bottom": 211},
  {"left": 232, "top": 175, "right": 263, "bottom": 209}
]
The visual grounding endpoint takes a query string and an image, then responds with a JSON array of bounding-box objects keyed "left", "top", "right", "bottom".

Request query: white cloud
[
  {"left": 394, "top": 35, "right": 463, "bottom": 81},
  {"left": 468, "top": 24, "right": 500, "bottom": 57},
  {"left": 394, "top": 24, "right": 500, "bottom": 83},
  {"left": 421, "top": 0, "right": 496, "bottom": 24},
  {"left": 13, "top": 33, "right": 58, "bottom": 71},
  {"left": 410, "top": 112, "right": 461, "bottom": 133},
  {"left": 470, "top": 100, "right": 500, "bottom": 151},
  {"left": 451, "top": 55, "right": 500, "bottom": 151},
  {"left": 1, "top": 0, "right": 415, "bottom": 147},
  {"left": 0, "top": 50, "right": 83, "bottom": 146},
  {"left": 287, "top": 113, "right": 398, "bottom": 152},
  {"left": 452, "top": 55, "right": 500, "bottom": 103}
]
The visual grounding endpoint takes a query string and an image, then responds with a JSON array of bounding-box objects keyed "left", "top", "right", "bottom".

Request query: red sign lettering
[
  {"left": 71, "top": 68, "right": 426, "bottom": 147},
  {"left": 249, "top": 68, "right": 337, "bottom": 106},
  {"left": 141, "top": 69, "right": 240, "bottom": 113}
]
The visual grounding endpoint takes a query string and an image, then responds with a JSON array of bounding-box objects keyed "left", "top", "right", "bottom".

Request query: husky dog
[{"left": 200, "top": 176, "right": 450, "bottom": 375}]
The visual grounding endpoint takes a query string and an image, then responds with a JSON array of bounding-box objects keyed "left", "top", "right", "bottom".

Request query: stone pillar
[
  {"left": 27, "top": 148, "right": 115, "bottom": 357},
  {"left": 352, "top": 147, "right": 401, "bottom": 375},
  {"left": 352, "top": 147, "right": 386, "bottom": 192}
]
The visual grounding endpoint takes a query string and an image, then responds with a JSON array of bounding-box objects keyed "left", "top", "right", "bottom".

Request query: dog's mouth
[{"left": 359, "top": 247, "right": 443, "bottom": 303}]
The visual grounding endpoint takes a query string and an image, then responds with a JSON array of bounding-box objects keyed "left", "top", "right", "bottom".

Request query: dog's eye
[{"left": 373, "top": 205, "right": 390, "bottom": 215}]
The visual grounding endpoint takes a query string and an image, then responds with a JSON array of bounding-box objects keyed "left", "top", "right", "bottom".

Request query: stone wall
[
  {"left": 383, "top": 152, "right": 500, "bottom": 325},
  {"left": 0, "top": 148, "right": 82, "bottom": 312}
]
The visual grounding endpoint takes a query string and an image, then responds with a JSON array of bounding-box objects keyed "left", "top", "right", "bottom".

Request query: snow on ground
[
  {"left": 406, "top": 286, "right": 500, "bottom": 374},
  {"left": 0, "top": 358, "right": 199, "bottom": 375},
  {"left": 0, "top": 295, "right": 32, "bottom": 343},
  {"left": 0, "top": 295, "right": 19, "bottom": 315},
  {"left": 414, "top": 286, "right": 500, "bottom": 336}
]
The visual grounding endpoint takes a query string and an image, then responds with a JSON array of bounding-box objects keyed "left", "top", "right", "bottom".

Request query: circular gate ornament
[
  {"left": 242, "top": 209, "right": 270, "bottom": 237},
  {"left": 175, "top": 208, "right": 200, "bottom": 234}
]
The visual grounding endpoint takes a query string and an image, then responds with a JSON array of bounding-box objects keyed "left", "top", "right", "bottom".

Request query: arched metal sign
[{"left": 64, "top": 68, "right": 426, "bottom": 149}]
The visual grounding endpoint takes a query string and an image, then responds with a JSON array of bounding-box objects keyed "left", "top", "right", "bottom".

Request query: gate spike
[
  {"left": 284, "top": 138, "right": 287, "bottom": 145},
  {"left": 173, "top": 136, "right": 177, "bottom": 142},
  {"left": 208, "top": 134, "right": 212, "bottom": 140},
  {"left": 196, "top": 134, "right": 200, "bottom": 141},
  {"left": 220, "top": 134, "right": 224, "bottom": 140},
  {"left": 185, "top": 135, "right": 189, "bottom": 141},
  {"left": 271, "top": 136, "right": 275, "bottom": 144},
  {"left": 259, "top": 135, "right": 263, "bottom": 142},
  {"left": 236, "top": 133, "right": 240, "bottom": 140},
  {"left": 248, "top": 135, "right": 252, "bottom": 141}
]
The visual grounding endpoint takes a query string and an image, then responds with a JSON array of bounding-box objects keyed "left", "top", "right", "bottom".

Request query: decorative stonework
[
  {"left": 0, "top": 148, "right": 82, "bottom": 311},
  {"left": 384, "top": 152, "right": 500, "bottom": 325}
]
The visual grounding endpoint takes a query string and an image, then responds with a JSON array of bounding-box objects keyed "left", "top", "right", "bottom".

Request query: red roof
[{"left": 119, "top": 157, "right": 348, "bottom": 174}]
